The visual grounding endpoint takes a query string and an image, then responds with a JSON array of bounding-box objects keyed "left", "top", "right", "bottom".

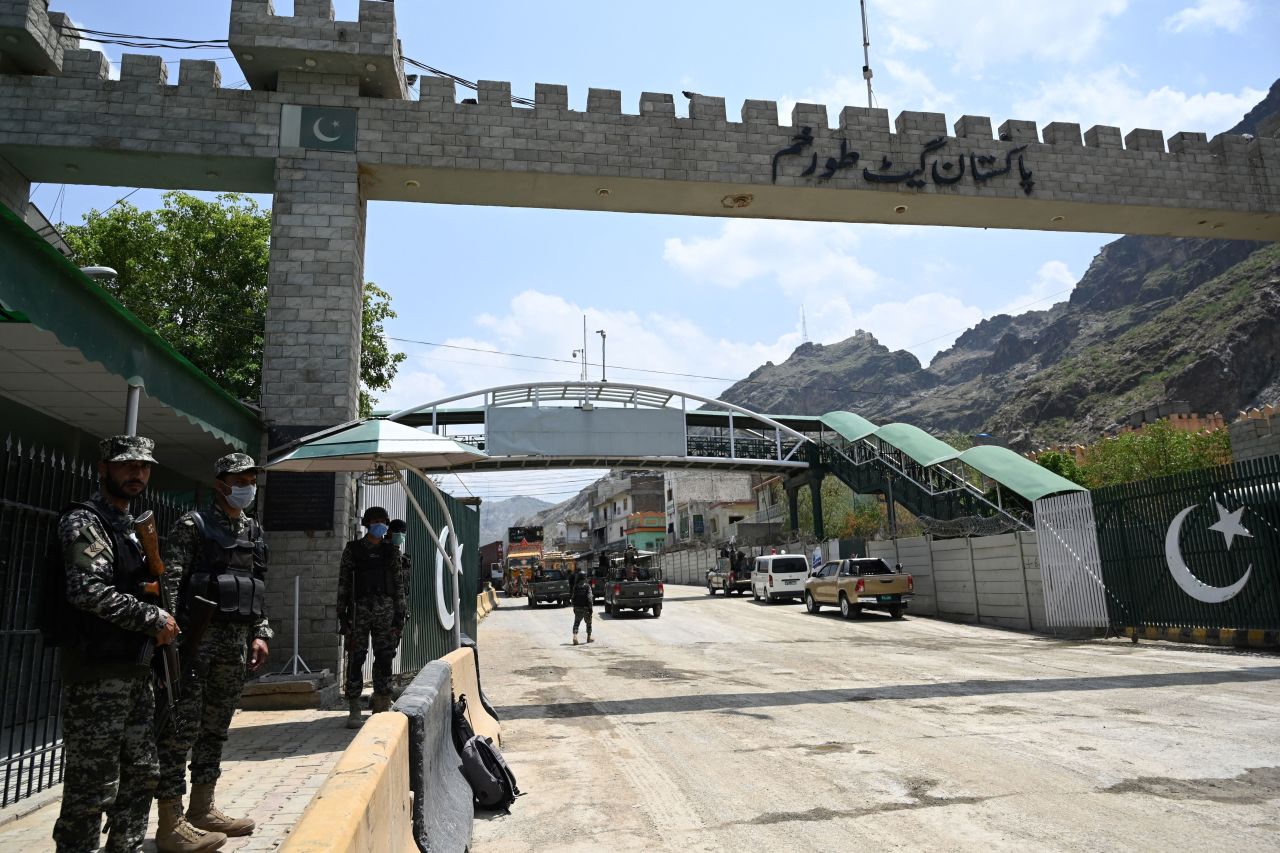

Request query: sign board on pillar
[
  {"left": 263, "top": 424, "right": 338, "bottom": 531},
  {"left": 280, "top": 105, "right": 357, "bottom": 152}
]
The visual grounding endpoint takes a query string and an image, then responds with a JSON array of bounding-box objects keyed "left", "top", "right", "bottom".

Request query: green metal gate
[
  {"left": 1093, "top": 455, "right": 1280, "bottom": 631},
  {"left": 398, "top": 477, "right": 479, "bottom": 671}
]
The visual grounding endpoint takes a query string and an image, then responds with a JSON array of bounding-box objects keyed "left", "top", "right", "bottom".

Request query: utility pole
[
  {"left": 596, "top": 328, "right": 607, "bottom": 382},
  {"left": 571, "top": 315, "right": 588, "bottom": 382}
]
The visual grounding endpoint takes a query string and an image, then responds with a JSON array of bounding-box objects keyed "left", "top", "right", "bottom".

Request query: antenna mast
[
  {"left": 859, "top": 0, "right": 873, "bottom": 109},
  {"left": 801, "top": 305, "right": 810, "bottom": 343}
]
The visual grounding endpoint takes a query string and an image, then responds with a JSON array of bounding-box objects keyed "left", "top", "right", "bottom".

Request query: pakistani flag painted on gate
[{"left": 281, "top": 104, "right": 357, "bottom": 152}]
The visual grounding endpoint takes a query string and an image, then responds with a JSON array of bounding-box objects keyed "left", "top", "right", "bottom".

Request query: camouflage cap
[
  {"left": 214, "top": 452, "right": 264, "bottom": 477},
  {"left": 99, "top": 434, "right": 158, "bottom": 464}
]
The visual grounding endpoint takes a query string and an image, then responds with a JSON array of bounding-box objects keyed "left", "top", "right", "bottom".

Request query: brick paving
[{"left": 0, "top": 706, "right": 356, "bottom": 852}]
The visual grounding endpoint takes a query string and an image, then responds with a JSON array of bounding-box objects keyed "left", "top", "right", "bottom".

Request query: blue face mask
[{"left": 369, "top": 522, "right": 389, "bottom": 539}]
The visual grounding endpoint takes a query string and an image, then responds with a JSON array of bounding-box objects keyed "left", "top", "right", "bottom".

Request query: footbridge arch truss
[{"left": 388, "top": 382, "right": 1084, "bottom": 535}]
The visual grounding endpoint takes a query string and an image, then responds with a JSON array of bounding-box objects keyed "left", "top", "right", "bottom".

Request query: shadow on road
[{"left": 494, "top": 666, "right": 1280, "bottom": 720}]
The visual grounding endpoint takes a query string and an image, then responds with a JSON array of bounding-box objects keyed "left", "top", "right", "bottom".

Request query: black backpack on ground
[{"left": 451, "top": 692, "right": 522, "bottom": 812}]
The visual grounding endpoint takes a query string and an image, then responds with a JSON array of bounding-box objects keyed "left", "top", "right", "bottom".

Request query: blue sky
[{"left": 31, "top": 0, "right": 1277, "bottom": 500}]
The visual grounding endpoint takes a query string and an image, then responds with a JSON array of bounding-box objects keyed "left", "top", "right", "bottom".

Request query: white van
[{"left": 751, "top": 554, "right": 811, "bottom": 603}]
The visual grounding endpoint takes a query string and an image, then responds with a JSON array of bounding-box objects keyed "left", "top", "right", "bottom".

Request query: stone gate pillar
[
  {"left": 230, "top": 0, "right": 408, "bottom": 676},
  {"left": 260, "top": 149, "right": 366, "bottom": 676}
]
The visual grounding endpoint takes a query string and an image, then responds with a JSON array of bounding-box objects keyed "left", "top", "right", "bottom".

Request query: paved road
[{"left": 472, "top": 589, "right": 1280, "bottom": 853}]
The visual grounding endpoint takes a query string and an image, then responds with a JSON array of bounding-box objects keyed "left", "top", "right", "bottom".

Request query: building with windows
[
  {"left": 663, "top": 471, "right": 758, "bottom": 545},
  {"left": 590, "top": 470, "right": 664, "bottom": 550}
]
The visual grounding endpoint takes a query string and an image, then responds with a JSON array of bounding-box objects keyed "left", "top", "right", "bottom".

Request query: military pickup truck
[
  {"left": 602, "top": 553, "right": 664, "bottom": 617},
  {"left": 803, "top": 557, "right": 913, "bottom": 619},
  {"left": 527, "top": 568, "right": 571, "bottom": 607},
  {"left": 706, "top": 556, "right": 751, "bottom": 596}
]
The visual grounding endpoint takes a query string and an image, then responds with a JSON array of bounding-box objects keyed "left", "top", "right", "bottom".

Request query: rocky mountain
[
  {"left": 719, "top": 81, "right": 1280, "bottom": 449},
  {"left": 477, "top": 495, "right": 553, "bottom": 546}
]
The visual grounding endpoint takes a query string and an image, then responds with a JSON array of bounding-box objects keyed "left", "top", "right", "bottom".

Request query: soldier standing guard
[
  {"left": 53, "top": 435, "right": 179, "bottom": 853},
  {"left": 338, "top": 506, "right": 407, "bottom": 729},
  {"left": 154, "top": 453, "right": 272, "bottom": 853}
]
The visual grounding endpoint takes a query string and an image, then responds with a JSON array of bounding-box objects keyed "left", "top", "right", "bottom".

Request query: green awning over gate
[{"left": 0, "top": 203, "right": 261, "bottom": 453}]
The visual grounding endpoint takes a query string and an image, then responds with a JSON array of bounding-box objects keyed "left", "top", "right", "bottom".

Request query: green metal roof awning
[
  {"left": 820, "top": 410, "right": 879, "bottom": 442},
  {"left": 958, "top": 445, "right": 1085, "bottom": 502},
  {"left": 0, "top": 203, "right": 261, "bottom": 467},
  {"left": 872, "top": 423, "right": 960, "bottom": 468}
]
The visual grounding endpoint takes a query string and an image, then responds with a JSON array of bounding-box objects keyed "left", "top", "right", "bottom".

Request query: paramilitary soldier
[
  {"left": 154, "top": 453, "right": 272, "bottom": 852},
  {"left": 338, "top": 506, "right": 407, "bottom": 728},
  {"left": 53, "top": 435, "right": 179, "bottom": 853}
]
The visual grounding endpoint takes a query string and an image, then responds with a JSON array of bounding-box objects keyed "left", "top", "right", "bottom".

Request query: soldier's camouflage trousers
[
  {"left": 345, "top": 594, "right": 400, "bottom": 699},
  {"left": 155, "top": 621, "right": 251, "bottom": 800},
  {"left": 572, "top": 605, "right": 593, "bottom": 635},
  {"left": 53, "top": 673, "right": 158, "bottom": 853}
]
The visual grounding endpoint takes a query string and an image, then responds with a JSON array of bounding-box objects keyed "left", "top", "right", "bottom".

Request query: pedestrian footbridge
[{"left": 388, "top": 381, "right": 1083, "bottom": 535}]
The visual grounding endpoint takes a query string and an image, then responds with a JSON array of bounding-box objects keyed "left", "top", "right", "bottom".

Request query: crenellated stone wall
[{"left": 0, "top": 0, "right": 1277, "bottom": 240}]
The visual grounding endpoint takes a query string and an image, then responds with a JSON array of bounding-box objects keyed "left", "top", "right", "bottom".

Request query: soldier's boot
[
  {"left": 587, "top": 633, "right": 594, "bottom": 643},
  {"left": 187, "top": 783, "right": 255, "bottom": 837},
  {"left": 572, "top": 632, "right": 579, "bottom": 646},
  {"left": 155, "top": 798, "right": 226, "bottom": 853},
  {"left": 346, "top": 696, "right": 364, "bottom": 729},
  {"left": 370, "top": 692, "right": 393, "bottom": 713}
]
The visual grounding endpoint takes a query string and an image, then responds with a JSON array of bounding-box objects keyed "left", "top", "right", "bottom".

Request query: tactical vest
[
  {"left": 63, "top": 502, "right": 156, "bottom": 662},
  {"left": 186, "top": 511, "right": 267, "bottom": 623},
  {"left": 352, "top": 541, "right": 397, "bottom": 598}
]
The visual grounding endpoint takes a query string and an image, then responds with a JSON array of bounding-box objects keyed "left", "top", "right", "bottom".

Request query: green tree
[
  {"left": 62, "top": 191, "right": 405, "bottom": 414},
  {"left": 1078, "top": 421, "right": 1232, "bottom": 488},
  {"left": 1034, "top": 450, "right": 1087, "bottom": 487}
]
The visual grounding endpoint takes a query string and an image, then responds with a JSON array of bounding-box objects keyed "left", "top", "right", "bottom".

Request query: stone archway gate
[{"left": 2, "top": 0, "right": 1278, "bottom": 672}]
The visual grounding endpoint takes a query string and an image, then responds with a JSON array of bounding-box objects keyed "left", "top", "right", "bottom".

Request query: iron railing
[
  {"left": 1093, "top": 454, "right": 1280, "bottom": 631},
  {"left": 0, "top": 435, "right": 192, "bottom": 807}
]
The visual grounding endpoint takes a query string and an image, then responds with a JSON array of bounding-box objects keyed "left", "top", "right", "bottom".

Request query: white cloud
[
  {"left": 778, "top": 60, "right": 952, "bottom": 128},
  {"left": 663, "top": 219, "right": 882, "bottom": 297},
  {"left": 992, "top": 260, "right": 1078, "bottom": 318},
  {"left": 869, "top": 0, "right": 1128, "bottom": 71},
  {"left": 887, "top": 24, "right": 930, "bottom": 52},
  {"left": 382, "top": 290, "right": 801, "bottom": 407},
  {"left": 1014, "top": 66, "right": 1265, "bottom": 134},
  {"left": 1164, "top": 0, "right": 1251, "bottom": 33},
  {"left": 849, "top": 293, "right": 985, "bottom": 363}
]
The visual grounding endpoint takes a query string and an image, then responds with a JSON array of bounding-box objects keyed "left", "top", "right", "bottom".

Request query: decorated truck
[{"left": 503, "top": 525, "right": 544, "bottom": 597}]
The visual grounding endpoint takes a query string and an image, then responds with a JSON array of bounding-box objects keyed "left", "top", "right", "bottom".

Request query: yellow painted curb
[
  {"left": 279, "top": 712, "right": 415, "bottom": 853},
  {"left": 443, "top": 646, "right": 501, "bottom": 746}
]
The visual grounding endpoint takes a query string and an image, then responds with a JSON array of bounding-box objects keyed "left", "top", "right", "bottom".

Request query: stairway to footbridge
[{"left": 388, "top": 382, "right": 1083, "bottom": 537}]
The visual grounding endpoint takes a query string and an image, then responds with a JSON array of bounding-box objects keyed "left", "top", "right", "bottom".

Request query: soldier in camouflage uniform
[
  {"left": 53, "top": 435, "right": 180, "bottom": 853},
  {"left": 154, "top": 453, "right": 272, "bottom": 852},
  {"left": 338, "top": 506, "right": 407, "bottom": 728}
]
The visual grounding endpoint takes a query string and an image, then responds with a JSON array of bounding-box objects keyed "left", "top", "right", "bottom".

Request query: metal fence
[
  {"left": 1033, "top": 491, "right": 1109, "bottom": 628},
  {"left": 1093, "top": 454, "right": 1280, "bottom": 631},
  {"left": 0, "top": 435, "right": 192, "bottom": 807}
]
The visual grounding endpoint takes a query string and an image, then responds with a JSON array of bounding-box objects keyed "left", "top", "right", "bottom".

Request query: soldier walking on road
[
  {"left": 155, "top": 453, "right": 272, "bottom": 852},
  {"left": 570, "top": 569, "right": 593, "bottom": 646},
  {"left": 339, "top": 506, "right": 408, "bottom": 728},
  {"left": 52, "top": 435, "right": 179, "bottom": 853}
]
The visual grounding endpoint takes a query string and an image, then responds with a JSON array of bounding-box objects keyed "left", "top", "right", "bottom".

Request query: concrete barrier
[
  {"left": 485, "top": 588, "right": 498, "bottom": 610},
  {"left": 442, "top": 646, "right": 501, "bottom": 745},
  {"left": 394, "top": 662, "right": 473, "bottom": 853},
  {"left": 279, "top": 712, "right": 416, "bottom": 853},
  {"left": 476, "top": 593, "right": 490, "bottom": 617}
]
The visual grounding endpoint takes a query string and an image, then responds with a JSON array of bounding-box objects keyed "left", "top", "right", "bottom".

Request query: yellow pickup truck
[{"left": 804, "top": 557, "right": 913, "bottom": 620}]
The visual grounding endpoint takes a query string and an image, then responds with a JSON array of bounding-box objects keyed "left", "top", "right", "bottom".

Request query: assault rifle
[{"left": 134, "top": 511, "right": 217, "bottom": 730}]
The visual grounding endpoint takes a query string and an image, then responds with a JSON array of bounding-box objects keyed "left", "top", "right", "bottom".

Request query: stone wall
[{"left": 1230, "top": 406, "right": 1280, "bottom": 463}]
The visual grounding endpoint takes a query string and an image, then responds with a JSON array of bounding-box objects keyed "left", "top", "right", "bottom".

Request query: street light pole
[{"left": 596, "top": 329, "right": 607, "bottom": 382}]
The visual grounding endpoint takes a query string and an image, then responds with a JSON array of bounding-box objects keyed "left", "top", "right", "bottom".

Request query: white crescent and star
[
  {"left": 312, "top": 118, "right": 342, "bottom": 143},
  {"left": 1164, "top": 501, "right": 1252, "bottom": 604}
]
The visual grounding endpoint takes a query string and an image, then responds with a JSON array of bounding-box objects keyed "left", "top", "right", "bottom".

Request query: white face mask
[{"left": 227, "top": 484, "right": 257, "bottom": 509}]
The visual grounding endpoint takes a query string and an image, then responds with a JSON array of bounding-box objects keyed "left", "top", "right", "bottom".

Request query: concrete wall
[
  {"left": 1230, "top": 416, "right": 1279, "bottom": 463},
  {"left": 869, "top": 532, "right": 1045, "bottom": 631}
]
